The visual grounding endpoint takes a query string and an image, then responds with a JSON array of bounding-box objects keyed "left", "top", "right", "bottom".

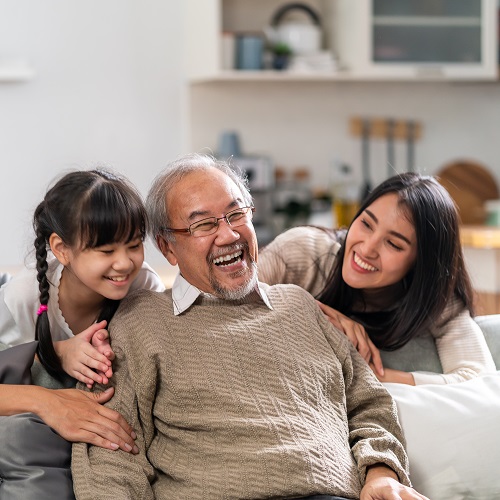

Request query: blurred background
[{"left": 2, "top": 0, "right": 500, "bottom": 310}]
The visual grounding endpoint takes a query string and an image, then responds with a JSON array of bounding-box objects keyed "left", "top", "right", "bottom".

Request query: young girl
[
  {"left": 0, "top": 168, "right": 165, "bottom": 500},
  {"left": 0, "top": 168, "right": 164, "bottom": 385},
  {"left": 259, "top": 172, "right": 496, "bottom": 385}
]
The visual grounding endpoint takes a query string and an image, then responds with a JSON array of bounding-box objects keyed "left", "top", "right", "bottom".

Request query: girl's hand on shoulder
[
  {"left": 54, "top": 320, "right": 113, "bottom": 388},
  {"left": 316, "top": 300, "right": 385, "bottom": 377}
]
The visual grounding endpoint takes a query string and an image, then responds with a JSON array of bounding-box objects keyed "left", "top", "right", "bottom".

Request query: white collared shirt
[{"left": 171, "top": 272, "right": 273, "bottom": 315}]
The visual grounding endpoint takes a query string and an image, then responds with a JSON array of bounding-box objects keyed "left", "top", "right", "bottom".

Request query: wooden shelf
[{"left": 190, "top": 69, "right": 500, "bottom": 84}]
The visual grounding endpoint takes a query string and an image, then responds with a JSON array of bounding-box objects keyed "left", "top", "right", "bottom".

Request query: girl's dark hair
[
  {"left": 34, "top": 168, "right": 147, "bottom": 381},
  {"left": 317, "top": 172, "right": 474, "bottom": 350}
]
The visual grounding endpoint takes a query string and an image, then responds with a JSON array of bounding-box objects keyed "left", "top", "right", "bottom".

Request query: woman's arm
[
  {"left": 258, "top": 226, "right": 339, "bottom": 297},
  {"left": 414, "top": 299, "right": 496, "bottom": 385},
  {"left": 0, "top": 383, "right": 138, "bottom": 452}
]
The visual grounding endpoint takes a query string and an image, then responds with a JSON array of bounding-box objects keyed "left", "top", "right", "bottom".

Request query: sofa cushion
[
  {"left": 380, "top": 315, "right": 500, "bottom": 373},
  {"left": 385, "top": 372, "right": 500, "bottom": 500},
  {"left": 475, "top": 315, "right": 500, "bottom": 369}
]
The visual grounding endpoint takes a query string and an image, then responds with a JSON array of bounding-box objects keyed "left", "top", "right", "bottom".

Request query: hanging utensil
[
  {"left": 360, "top": 119, "right": 371, "bottom": 202},
  {"left": 406, "top": 120, "right": 415, "bottom": 173},
  {"left": 386, "top": 118, "right": 395, "bottom": 177}
]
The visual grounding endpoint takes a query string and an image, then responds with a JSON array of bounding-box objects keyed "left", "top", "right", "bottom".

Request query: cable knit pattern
[
  {"left": 258, "top": 226, "right": 496, "bottom": 385},
  {"left": 72, "top": 284, "right": 410, "bottom": 500}
]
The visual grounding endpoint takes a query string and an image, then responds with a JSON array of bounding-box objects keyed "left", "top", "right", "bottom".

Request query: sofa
[
  {"left": 1, "top": 316, "right": 499, "bottom": 500},
  {"left": 380, "top": 314, "right": 500, "bottom": 500}
]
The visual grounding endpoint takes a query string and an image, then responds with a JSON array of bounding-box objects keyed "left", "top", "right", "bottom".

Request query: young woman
[
  {"left": 0, "top": 168, "right": 165, "bottom": 500},
  {"left": 259, "top": 172, "right": 496, "bottom": 386}
]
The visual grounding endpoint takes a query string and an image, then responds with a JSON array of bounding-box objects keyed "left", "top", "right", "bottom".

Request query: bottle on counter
[{"left": 330, "top": 162, "right": 359, "bottom": 228}]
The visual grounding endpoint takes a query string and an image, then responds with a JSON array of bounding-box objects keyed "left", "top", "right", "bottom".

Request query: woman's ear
[
  {"left": 49, "top": 233, "right": 71, "bottom": 266},
  {"left": 157, "top": 235, "right": 178, "bottom": 266}
]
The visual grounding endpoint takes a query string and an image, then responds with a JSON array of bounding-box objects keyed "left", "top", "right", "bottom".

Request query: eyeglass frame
[{"left": 161, "top": 206, "right": 255, "bottom": 238}]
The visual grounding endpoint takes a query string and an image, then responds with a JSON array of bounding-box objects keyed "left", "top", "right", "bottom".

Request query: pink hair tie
[{"left": 37, "top": 304, "right": 48, "bottom": 316}]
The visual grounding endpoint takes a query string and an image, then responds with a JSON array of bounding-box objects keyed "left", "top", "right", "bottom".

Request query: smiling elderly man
[{"left": 72, "top": 153, "right": 428, "bottom": 500}]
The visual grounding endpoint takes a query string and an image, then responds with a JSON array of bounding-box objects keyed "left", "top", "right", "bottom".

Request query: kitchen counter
[
  {"left": 461, "top": 225, "right": 500, "bottom": 249},
  {"left": 460, "top": 226, "right": 500, "bottom": 315}
]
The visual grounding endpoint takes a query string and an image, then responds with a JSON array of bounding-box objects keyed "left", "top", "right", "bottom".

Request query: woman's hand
[
  {"left": 36, "top": 386, "right": 139, "bottom": 453},
  {"left": 370, "top": 366, "right": 415, "bottom": 385},
  {"left": 54, "top": 320, "right": 114, "bottom": 388},
  {"left": 316, "top": 300, "right": 385, "bottom": 377}
]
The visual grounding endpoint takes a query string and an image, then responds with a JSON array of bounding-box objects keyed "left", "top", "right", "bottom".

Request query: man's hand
[
  {"left": 361, "top": 464, "right": 429, "bottom": 500},
  {"left": 54, "top": 321, "right": 114, "bottom": 388},
  {"left": 36, "top": 386, "right": 139, "bottom": 454},
  {"left": 316, "top": 300, "right": 385, "bottom": 377}
]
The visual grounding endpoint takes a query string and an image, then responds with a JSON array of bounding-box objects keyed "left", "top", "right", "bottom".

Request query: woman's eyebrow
[{"left": 365, "top": 209, "right": 412, "bottom": 245}]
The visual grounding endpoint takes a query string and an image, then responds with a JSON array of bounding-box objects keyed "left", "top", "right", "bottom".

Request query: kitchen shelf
[
  {"left": 190, "top": 68, "right": 500, "bottom": 84},
  {"left": 0, "top": 61, "right": 35, "bottom": 83},
  {"left": 186, "top": 0, "right": 498, "bottom": 84}
]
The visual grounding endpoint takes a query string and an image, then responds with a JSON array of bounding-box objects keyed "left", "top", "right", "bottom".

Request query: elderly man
[{"left": 72, "top": 153, "right": 428, "bottom": 500}]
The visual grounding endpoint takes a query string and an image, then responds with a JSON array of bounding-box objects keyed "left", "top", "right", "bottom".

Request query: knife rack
[{"left": 349, "top": 117, "right": 422, "bottom": 140}]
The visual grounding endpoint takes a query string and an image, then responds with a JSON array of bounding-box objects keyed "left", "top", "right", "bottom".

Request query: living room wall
[{"left": 0, "top": 0, "right": 184, "bottom": 270}]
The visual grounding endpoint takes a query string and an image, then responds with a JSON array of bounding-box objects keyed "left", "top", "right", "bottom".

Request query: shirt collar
[{"left": 171, "top": 272, "right": 273, "bottom": 315}]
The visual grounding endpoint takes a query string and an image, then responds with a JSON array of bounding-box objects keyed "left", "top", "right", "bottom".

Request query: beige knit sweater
[
  {"left": 258, "top": 226, "right": 496, "bottom": 385},
  {"left": 72, "top": 283, "right": 410, "bottom": 500}
]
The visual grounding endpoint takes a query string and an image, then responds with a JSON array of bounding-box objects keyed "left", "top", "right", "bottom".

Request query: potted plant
[{"left": 271, "top": 42, "right": 292, "bottom": 70}]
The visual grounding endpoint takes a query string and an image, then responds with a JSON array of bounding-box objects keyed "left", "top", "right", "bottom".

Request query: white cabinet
[
  {"left": 185, "top": 0, "right": 498, "bottom": 82},
  {"left": 338, "top": 0, "right": 498, "bottom": 80}
]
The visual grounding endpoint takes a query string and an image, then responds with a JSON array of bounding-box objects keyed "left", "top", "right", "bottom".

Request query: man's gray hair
[{"left": 146, "top": 153, "right": 253, "bottom": 245}]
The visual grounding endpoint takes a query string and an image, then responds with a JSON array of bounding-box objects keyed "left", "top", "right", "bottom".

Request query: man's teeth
[
  {"left": 107, "top": 276, "right": 127, "bottom": 282},
  {"left": 354, "top": 253, "right": 378, "bottom": 272},
  {"left": 213, "top": 250, "right": 243, "bottom": 266}
]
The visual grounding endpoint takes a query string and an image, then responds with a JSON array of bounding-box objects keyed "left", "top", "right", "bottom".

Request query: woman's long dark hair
[
  {"left": 34, "top": 169, "right": 147, "bottom": 381},
  {"left": 317, "top": 172, "right": 474, "bottom": 350}
]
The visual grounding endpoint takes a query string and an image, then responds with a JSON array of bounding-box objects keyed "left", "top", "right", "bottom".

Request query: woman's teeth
[
  {"left": 213, "top": 250, "right": 243, "bottom": 267},
  {"left": 354, "top": 253, "right": 378, "bottom": 272}
]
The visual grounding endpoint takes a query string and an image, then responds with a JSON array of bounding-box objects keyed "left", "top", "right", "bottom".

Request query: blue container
[{"left": 236, "top": 35, "right": 264, "bottom": 70}]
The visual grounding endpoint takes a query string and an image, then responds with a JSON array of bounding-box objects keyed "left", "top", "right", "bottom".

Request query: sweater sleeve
[
  {"left": 71, "top": 294, "right": 158, "bottom": 500},
  {"left": 316, "top": 307, "right": 411, "bottom": 487},
  {"left": 258, "top": 226, "right": 340, "bottom": 297},
  {"left": 412, "top": 297, "right": 496, "bottom": 385}
]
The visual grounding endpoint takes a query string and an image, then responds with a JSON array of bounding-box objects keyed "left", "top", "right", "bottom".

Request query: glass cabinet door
[{"left": 372, "top": 0, "right": 482, "bottom": 64}]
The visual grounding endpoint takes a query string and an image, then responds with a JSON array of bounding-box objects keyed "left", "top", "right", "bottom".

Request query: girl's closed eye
[
  {"left": 99, "top": 247, "right": 115, "bottom": 255},
  {"left": 128, "top": 239, "right": 143, "bottom": 250}
]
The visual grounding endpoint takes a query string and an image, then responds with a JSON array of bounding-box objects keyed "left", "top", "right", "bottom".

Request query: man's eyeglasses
[{"left": 162, "top": 206, "right": 255, "bottom": 238}]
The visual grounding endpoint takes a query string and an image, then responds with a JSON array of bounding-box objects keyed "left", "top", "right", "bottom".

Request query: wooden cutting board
[{"left": 437, "top": 161, "right": 499, "bottom": 225}]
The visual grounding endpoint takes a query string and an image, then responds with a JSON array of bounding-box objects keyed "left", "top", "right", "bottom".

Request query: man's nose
[{"left": 214, "top": 219, "right": 241, "bottom": 244}]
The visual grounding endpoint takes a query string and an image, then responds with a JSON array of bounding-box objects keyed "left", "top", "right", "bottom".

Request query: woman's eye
[
  {"left": 101, "top": 249, "right": 114, "bottom": 255},
  {"left": 360, "top": 218, "right": 371, "bottom": 229},
  {"left": 387, "top": 240, "right": 403, "bottom": 251}
]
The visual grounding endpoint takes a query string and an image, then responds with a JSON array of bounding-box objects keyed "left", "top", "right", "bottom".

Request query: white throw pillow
[{"left": 384, "top": 373, "right": 500, "bottom": 500}]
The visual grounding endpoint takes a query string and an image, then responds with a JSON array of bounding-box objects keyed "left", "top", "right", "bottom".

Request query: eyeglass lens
[{"left": 191, "top": 207, "right": 253, "bottom": 236}]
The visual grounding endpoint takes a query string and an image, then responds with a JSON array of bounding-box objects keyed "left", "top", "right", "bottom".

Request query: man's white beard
[{"left": 209, "top": 260, "right": 258, "bottom": 301}]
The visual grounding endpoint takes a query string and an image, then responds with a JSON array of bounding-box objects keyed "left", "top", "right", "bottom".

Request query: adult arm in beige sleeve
[
  {"left": 413, "top": 299, "right": 496, "bottom": 385},
  {"left": 317, "top": 306, "right": 411, "bottom": 487},
  {"left": 258, "top": 226, "right": 339, "bottom": 296},
  {"left": 71, "top": 298, "right": 158, "bottom": 500}
]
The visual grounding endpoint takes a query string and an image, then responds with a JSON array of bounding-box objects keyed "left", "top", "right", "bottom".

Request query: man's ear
[
  {"left": 157, "top": 235, "right": 178, "bottom": 267},
  {"left": 49, "top": 233, "right": 71, "bottom": 266}
]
